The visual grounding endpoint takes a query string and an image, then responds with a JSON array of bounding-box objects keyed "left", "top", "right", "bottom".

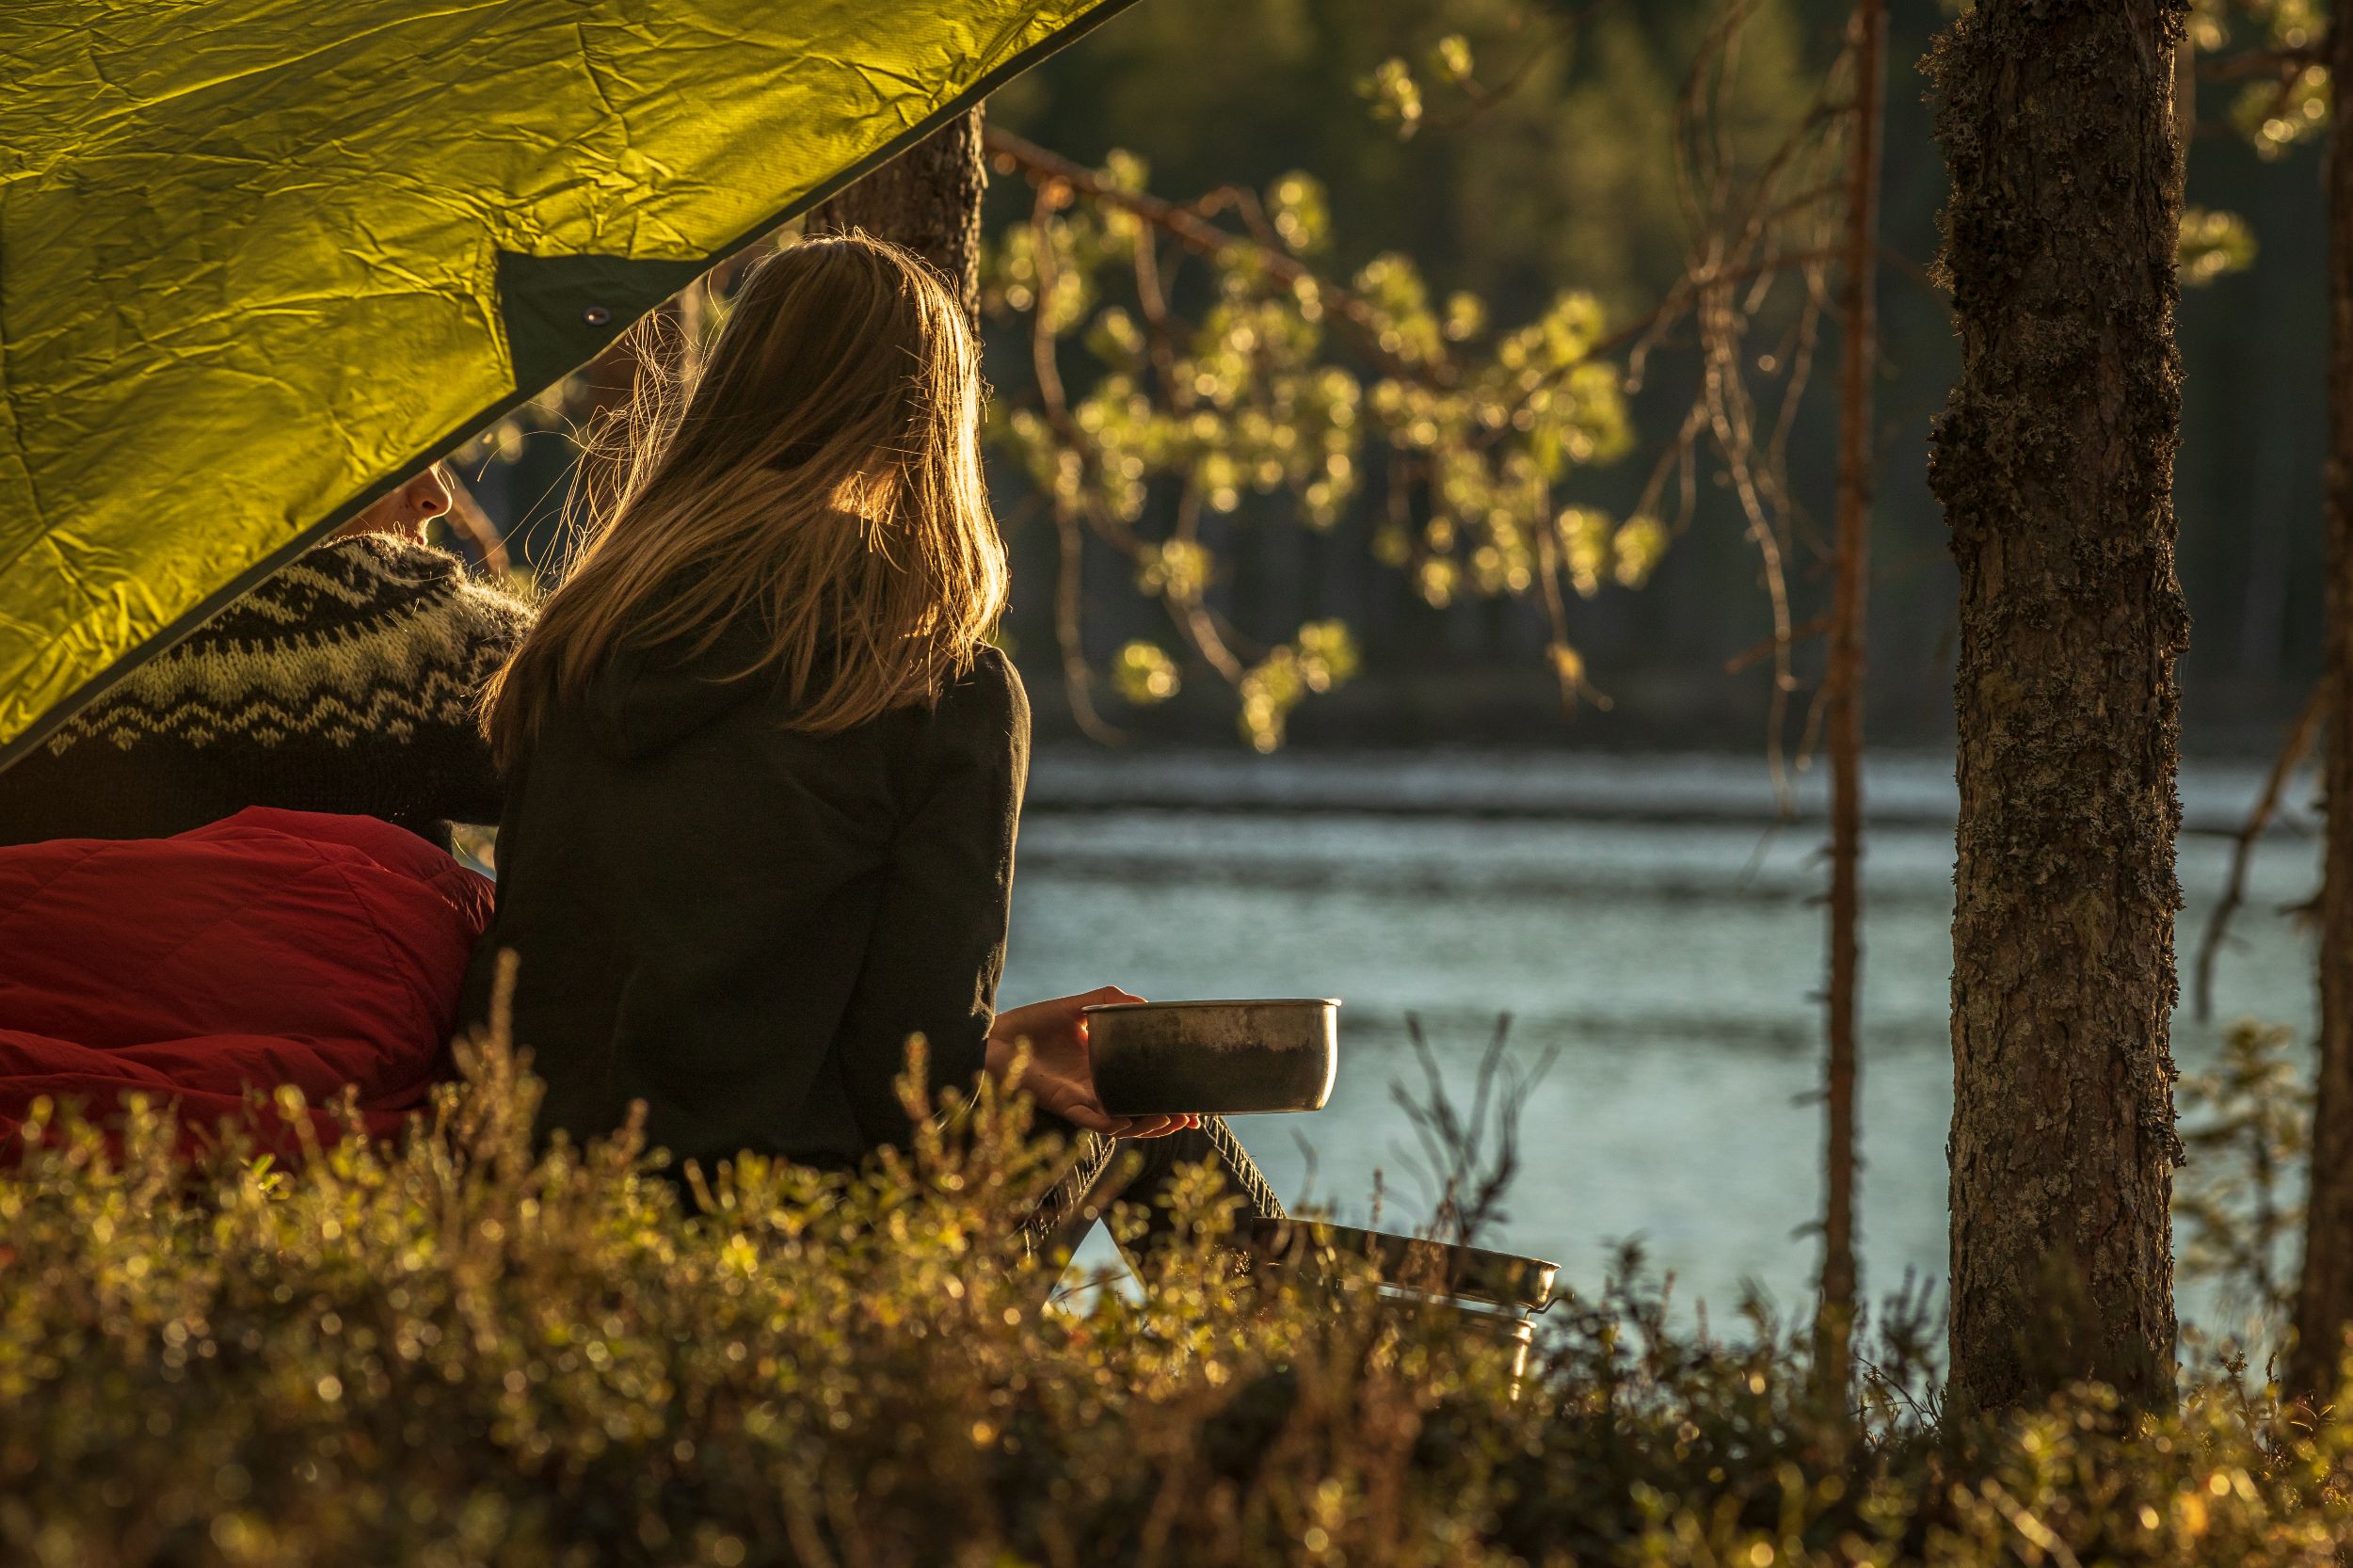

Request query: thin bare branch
[
  {"left": 2197, "top": 41, "right": 2327, "bottom": 83},
  {"left": 1819, "top": 0, "right": 1887, "bottom": 1397},
  {"left": 2195, "top": 681, "right": 2328, "bottom": 1022},
  {"left": 1052, "top": 499, "right": 1122, "bottom": 745},
  {"left": 1723, "top": 613, "right": 1833, "bottom": 675}
]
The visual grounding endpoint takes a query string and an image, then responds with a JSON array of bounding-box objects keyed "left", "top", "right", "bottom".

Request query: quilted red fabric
[{"left": 0, "top": 807, "right": 492, "bottom": 1160}]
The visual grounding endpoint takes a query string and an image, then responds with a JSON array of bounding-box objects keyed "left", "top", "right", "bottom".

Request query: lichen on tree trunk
[
  {"left": 2288, "top": 16, "right": 2353, "bottom": 1404},
  {"left": 1927, "top": 0, "right": 2190, "bottom": 1415},
  {"left": 807, "top": 107, "right": 987, "bottom": 332}
]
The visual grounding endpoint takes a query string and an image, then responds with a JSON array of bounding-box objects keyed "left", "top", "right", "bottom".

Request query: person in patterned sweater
[{"left": 0, "top": 464, "right": 535, "bottom": 852}]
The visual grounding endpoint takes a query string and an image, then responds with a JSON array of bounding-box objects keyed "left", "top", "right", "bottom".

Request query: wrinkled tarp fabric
[{"left": 0, "top": 0, "right": 1127, "bottom": 760}]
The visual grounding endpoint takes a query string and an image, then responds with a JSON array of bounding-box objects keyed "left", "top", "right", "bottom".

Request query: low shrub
[{"left": 5, "top": 1025, "right": 2353, "bottom": 1567}]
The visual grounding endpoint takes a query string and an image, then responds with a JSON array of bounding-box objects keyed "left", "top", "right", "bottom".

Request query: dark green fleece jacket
[{"left": 461, "top": 634, "right": 1027, "bottom": 1173}]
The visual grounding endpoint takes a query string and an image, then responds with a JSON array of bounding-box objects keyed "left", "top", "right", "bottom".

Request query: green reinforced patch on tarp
[{"left": 0, "top": 0, "right": 1134, "bottom": 764}]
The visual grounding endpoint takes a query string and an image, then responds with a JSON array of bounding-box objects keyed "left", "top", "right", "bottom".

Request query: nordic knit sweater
[{"left": 0, "top": 536, "right": 535, "bottom": 851}]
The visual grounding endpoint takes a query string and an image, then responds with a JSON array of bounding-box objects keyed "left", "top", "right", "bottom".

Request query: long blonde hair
[{"left": 483, "top": 233, "right": 1007, "bottom": 770}]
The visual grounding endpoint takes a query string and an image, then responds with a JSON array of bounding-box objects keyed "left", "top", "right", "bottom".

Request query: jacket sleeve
[{"left": 830, "top": 650, "right": 1030, "bottom": 1150}]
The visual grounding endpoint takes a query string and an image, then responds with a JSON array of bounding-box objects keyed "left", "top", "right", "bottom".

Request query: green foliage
[
  {"left": 994, "top": 0, "right": 1768, "bottom": 306},
  {"left": 2179, "top": 207, "right": 2261, "bottom": 286},
  {"left": 977, "top": 0, "right": 1841, "bottom": 737},
  {"left": 2182, "top": 0, "right": 2326, "bottom": 290},
  {"left": 2174, "top": 1019, "right": 2312, "bottom": 1351},
  {"left": 2192, "top": 0, "right": 2329, "bottom": 160},
  {"left": 1112, "top": 639, "right": 1181, "bottom": 705},
  {"left": 0, "top": 1032, "right": 1524, "bottom": 1566},
  {"left": 1360, "top": 56, "right": 1427, "bottom": 138},
  {"left": 984, "top": 144, "right": 1641, "bottom": 729},
  {"left": 1238, "top": 621, "right": 1362, "bottom": 752},
  {"left": 11, "top": 1039, "right": 2353, "bottom": 1565},
  {"left": 1357, "top": 31, "right": 1481, "bottom": 138}
]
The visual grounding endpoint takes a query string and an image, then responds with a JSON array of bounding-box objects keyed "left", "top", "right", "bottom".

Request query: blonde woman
[{"left": 467, "top": 236, "right": 1286, "bottom": 1240}]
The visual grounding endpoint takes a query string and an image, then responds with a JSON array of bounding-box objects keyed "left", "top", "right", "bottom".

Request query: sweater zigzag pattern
[
  {"left": 45, "top": 536, "right": 530, "bottom": 755},
  {"left": 1, "top": 535, "right": 534, "bottom": 847}
]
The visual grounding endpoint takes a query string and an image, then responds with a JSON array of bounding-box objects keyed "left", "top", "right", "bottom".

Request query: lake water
[{"left": 1004, "top": 748, "right": 2323, "bottom": 1331}]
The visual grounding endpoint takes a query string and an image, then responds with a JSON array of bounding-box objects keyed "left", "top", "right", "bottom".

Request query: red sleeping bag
[{"left": 0, "top": 808, "right": 492, "bottom": 1160}]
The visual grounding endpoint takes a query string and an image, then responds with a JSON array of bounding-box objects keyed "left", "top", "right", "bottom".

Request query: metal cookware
[
  {"left": 1081, "top": 998, "right": 1340, "bottom": 1117},
  {"left": 1240, "top": 1218, "right": 1559, "bottom": 1311},
  {"left": 1241, "top": 1218, "right": 1558, "bottom": 1387}
]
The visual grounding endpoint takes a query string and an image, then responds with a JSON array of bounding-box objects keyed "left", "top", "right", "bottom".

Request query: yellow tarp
[{"left": 0, "top": 0, "right": 1130, "bottom": 761}]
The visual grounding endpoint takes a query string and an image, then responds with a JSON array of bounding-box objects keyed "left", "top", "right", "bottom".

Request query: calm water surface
[{"left": 1002, "top": 749, "right": 2322, "bottom": 1327}]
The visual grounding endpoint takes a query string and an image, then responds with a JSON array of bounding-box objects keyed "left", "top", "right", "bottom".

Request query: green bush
[{"left": 6, "top": 1026, "right": 2353, "bottom": 1568}]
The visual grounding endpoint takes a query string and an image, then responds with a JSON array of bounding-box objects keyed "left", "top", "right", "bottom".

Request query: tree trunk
[
  {"left": 1928, "top": 0, "right": 2190, "bottom": 1415},
  {"left": 2289, "top": 17, "right": 2353, "bottom": 1404},
  {"left": 1817, "top": 0, "right": 1885, "bottom": 1392},
  {"left": 808, "top": 107, "right": 987, "bottom": 331}
]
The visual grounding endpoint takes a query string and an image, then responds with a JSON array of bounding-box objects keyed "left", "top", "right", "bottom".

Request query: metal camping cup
[{"left": 1080, "top": 999, "right": 1340, "bottom": 1117}]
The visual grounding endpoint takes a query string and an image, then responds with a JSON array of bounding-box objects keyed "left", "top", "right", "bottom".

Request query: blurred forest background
[{"left": 457, "top": 0, "right": 2325, "bottom": 754}]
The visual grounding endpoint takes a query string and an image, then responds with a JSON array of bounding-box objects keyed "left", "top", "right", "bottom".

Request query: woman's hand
[{"left": 985, "top": 986, "right": 1197, "bottom": 1140}]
